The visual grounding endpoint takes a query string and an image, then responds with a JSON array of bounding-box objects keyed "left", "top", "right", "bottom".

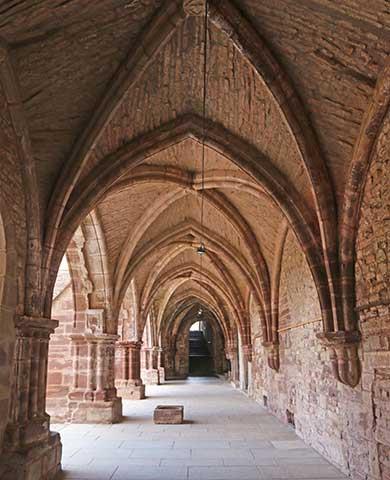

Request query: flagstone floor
[{"left": 54, "top": 377, "right": 347, "bottom": 480}]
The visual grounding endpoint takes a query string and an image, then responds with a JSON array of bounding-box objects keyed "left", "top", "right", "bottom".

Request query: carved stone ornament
[
  {"left": 317, "top": 331, "right": 361, "bottom": 387},
  {"left": 262, "top": 341, "right": 280, "bottom": 371},
  {"left": 183, "top": 0, "right": 206, "bottom": 16}
]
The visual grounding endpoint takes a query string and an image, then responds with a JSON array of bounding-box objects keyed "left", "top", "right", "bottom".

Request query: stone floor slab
[
  {"left": 55, "top": 378, "right": 347, "bottom": 480},
  {"left": 188, "top": 465, "right": 261, "bottom": 480}
]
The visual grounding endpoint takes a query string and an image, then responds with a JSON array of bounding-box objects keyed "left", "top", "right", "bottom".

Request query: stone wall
[
  {"left": 47, "top": 255, "right": 75, "bottom": 421},
  {"left": 47, "top": 283, "right": 74, "bottom": 422},
  {"left": 250, "top": 222, "right": 389, "bottom": 480},
  {"left": 354, "top": 108, "right": 390, "bottom": 480}
]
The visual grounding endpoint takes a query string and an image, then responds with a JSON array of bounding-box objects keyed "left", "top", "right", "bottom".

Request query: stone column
[
  {"left": 67, "top": 333, "right": 122, "bottom": 423},
  {"left": 226, "top": 344, "right": 239, "bottom": 387},
  {"left": 0, "top": 316, "right": 62, "bottom": 480},
  {"left": 242, "top": 344, "right": 252, "bottom": 393},
  {"left": 140, "top": 347, "right": 147, "bottom": 370},
  {"left": 116, "top": 341, "right": 145, "bottom": 400},
  {"left": 141, "top": 347, "right": 160, "bottom": 385},
  {"left": 164, "top": 345, "right": 176, "bottom": 379},
  {"left": 157, "top": 347, "right": 166, "bottom": 384}
]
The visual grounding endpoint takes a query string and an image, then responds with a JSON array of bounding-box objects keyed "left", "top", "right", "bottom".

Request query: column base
[
  {"left": 141, "top": 368, "right": 160, "bottom": 385},
  {"left": 117, "top": 381, "right": 145, "bottom": 400},
  {"left": 68, "top": 397, "right": 123, "bottom": 424},
  {"left": 0, "top": 432, "right": 62, "bottom": 480}
]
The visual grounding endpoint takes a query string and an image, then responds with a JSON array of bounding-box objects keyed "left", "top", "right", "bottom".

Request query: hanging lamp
[{"left": 196, "top": 0, "right": 209, "bottom": 262}]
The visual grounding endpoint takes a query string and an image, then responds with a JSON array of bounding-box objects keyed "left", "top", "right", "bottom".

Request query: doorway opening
[{"left": 189, "top": 320, "right": 214, "bottom": 376}]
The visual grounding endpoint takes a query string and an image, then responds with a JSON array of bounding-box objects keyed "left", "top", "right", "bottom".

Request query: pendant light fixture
[{"left": 196, "top": 0, "right": 209, "bottom": 259}]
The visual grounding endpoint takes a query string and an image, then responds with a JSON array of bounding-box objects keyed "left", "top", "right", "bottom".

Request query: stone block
[
  {"left": 68, "top": 397, "right": 122, "bottom": 424},
  {"left": 117, "top": 383, "right": 145, "bottom": 400},
  {"left": 154, "top": 405, "right": 184, "bottom": 424},
  {"left": 142, "top": 368, "right": 160, "bottom": 385}
]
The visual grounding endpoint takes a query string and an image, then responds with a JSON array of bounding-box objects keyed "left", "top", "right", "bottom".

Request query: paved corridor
[{"left": 55, "top": 378, "right": 347, "bottom": 480}]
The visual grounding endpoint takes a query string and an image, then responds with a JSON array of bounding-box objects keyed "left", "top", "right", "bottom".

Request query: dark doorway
[{"left": 189, "top": 320, "right": 214, "bottom": 376}]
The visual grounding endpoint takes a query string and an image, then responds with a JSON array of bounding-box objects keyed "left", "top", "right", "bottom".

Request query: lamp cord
[{"left": 200, "top": 0, "right": 208, "bottom": 247}]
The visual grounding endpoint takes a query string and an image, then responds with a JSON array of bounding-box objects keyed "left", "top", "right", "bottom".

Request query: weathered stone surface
[
  {"left": 153, "top": 405, "right": 184, "bottom": 424},
  {"left": 0, "top": 432, "right": 61, "bottom": 480}
]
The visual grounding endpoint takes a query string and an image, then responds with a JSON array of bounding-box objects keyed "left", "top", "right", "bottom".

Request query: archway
[
  {"left": 167, "top": 305, "right": 226, "bottom": 379},
  {"left": 46, "top": 217, "right": 121, "bottom": 424},
  {"left": 189, "top": 318, "right": 214, "bottom": 376}
]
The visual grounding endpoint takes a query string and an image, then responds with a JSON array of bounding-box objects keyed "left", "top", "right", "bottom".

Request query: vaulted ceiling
[{"left": 4, "top": 0, "right": 388, "bottom": 341}]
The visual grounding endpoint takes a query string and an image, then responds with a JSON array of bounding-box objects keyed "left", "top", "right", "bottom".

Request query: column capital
[
  {"left": 93, "top": 333, "right": 119, "bottom": 343},
  {"left": 317, "top": 331, "right": 361, "bottom": 387},
  {"left": 70, "top": 332, "right": 119, "bottom": 343},
  {"left": 15, "top": 315, "right": 58, "bottom": 337},
  {"left": 262, "top": 341, "right": 280, "bottom": 371},
  {"left": 118, "top": 340, "right": 142, "bottom": 350}
]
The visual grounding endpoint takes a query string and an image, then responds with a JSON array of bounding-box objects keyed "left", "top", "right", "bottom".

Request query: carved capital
[
  {"left": 118, "top": 340, "right": 142, "bottom": 351},
  {"left": 262, "top": 341, "right": 280, "bottom": 371},
  {"left": 183, "top": 0, "right": 206, "bottom": 16},
  {"left": 15, "top": 315, "right": 59, "bottom": 338},
  {"left": 317, "top": 331, "right": 361, "bottom": 387}
]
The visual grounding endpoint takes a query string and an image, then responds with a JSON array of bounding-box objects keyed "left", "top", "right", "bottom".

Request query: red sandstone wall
[
  {"left": 47, "top": 259, "right": 75, "bottom": 422},
  {"left": 251, "top": 231, "right": 366, "bottom": 478},
  {"left": 355, "top": 110, "right": 390, "bottom": 480},
  {"left": 251, "top": 127, "right": 390, "bottom": 480}
]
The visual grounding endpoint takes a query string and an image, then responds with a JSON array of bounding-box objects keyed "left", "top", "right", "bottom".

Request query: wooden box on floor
[{"left": 153, "top": 405, "right": 184, "bottom": 424}]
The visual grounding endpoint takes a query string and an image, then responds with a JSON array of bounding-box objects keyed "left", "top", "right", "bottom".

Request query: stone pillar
[
  {"left": 141, "top": 347, "right": 160, "bottom": 385},
  {"left": 158, "top": 347, "right": 166, "bottom": 384},
  {"left": 226, "top": 345, "right": 239, "bottom": 387},
  {"left": 116, "top": 341, "right": 145, "bottom": 400},
  {"left": 67, "top": 333, "right": 122, "bottom": 423},
  {"left": 164, "top": 345, "right": 176, "bottom": 379},
  {"left": 0, "top": 316, "right": 62, "bottom": 480},
  {"left": 242, "top": 344, "right": 252, "bottom": 393}
]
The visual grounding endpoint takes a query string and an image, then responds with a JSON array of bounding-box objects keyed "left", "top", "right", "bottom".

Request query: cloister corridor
[
  {"left": 55, "top": 378, "right": 347, "bottom": 480},
  {"left": 0, "top": 1, "right": 388, "bottom": 479}
]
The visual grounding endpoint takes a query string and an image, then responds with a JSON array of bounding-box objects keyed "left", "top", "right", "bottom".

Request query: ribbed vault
[
  {"left": 13, "top": 0, "right": 385, "bottom": 389},
  {"left": 1, "top": 2, "right": 389, "bottom": 478}
]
